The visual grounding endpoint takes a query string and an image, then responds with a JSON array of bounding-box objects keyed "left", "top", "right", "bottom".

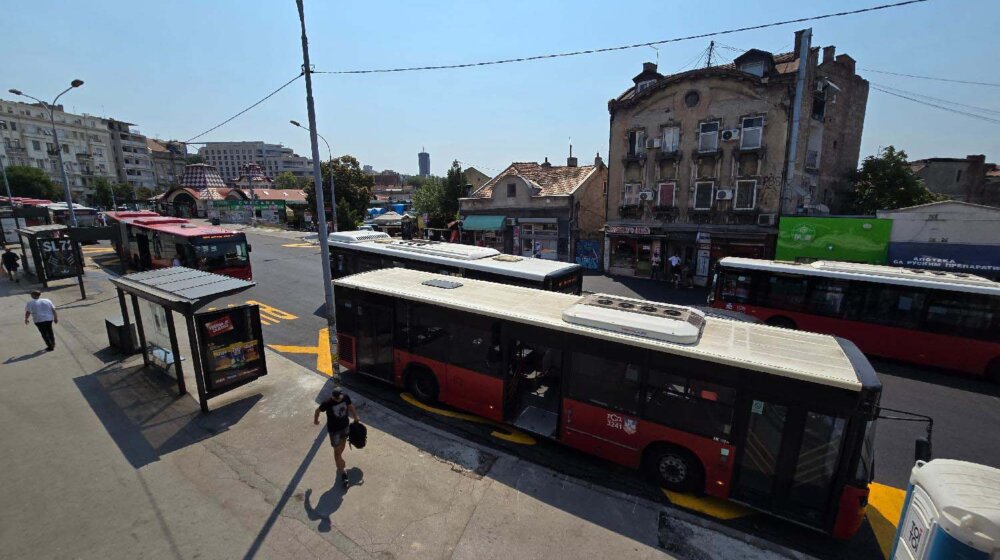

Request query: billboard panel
[
  {"left": 776, "top": 217, "right": 891, "bottom": 264},
  {"left": 195, "top": 305, "right": 267, "bottom": 396},
  {"left": 888, "top": 242, "right": 1000, "bottom": 278},
  {"left": 39, "top": 237, "right": 80, "bottom": 280}
]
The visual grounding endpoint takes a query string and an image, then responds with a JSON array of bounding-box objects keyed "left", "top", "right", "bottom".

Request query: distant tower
[{"left": 418, "top": 148, "right": 430, "bottom": 177}]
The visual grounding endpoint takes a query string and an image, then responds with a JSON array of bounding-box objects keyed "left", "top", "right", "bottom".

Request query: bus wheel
[
  {"left": 646, "top": 445, "right": 704, "bottom": 493},
  {"left": 765, "top": 316, "right": 797, "bottom": 330},
  {"left": 406, "top": 366, "right": 439, "bottom": 403}
]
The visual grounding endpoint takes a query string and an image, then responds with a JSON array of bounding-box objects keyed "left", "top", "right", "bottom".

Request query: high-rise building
[
  {"left": 418, "top": 148, "right": 430, "bottom": 177},
  {"left": 197, "top": 141, "right": 314, "bottom": 182},
  {"left": 147, "top": 139, "right": 188, "bottom": 189},
  {"left": 108, "top": 119, "right": 156, "bottom": 190}
]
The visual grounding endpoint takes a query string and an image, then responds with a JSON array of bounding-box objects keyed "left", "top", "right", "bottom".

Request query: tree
[
  {"left": 4, "top": 166, "right": 61, "bottom": 200},
  {"left": 412, "top": 160, "right": 465, "bottom": 227},
  {"left": 92, "top": 178, "right": 115, "bottom": 208},
  {"left": 114, "top": 183, "right": 135, "bottom": 206},
  {"left": 304, "top": 155, "right": 374, "bottom": 231},
  {"left": 274, "top": 171, "right": 303, "bottom": 190},
  {"left": 846, "top": 146, "right": 946, "bottom": 214},
  {"left": 134, "top": 186, "right": 155, "bottom": 201},
  {"left": 185, "top": 154, "right": 204, "bottom": 165}
]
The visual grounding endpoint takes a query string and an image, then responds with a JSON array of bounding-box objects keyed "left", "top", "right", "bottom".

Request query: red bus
[
  {"left": 334, "top": 268, "right": 883, "bottom": 539},
  {"left": 106, "top": 211, "right": 252, "bottom": 280},
  {"left": 710, "top": 258, "right": 1000, "bottom": 380}
]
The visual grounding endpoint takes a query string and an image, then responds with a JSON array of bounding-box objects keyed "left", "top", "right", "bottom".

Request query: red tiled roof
[
  {"left": 252, "top": 189, "right": 308, "bottom": 203},
  {"left": 470, "top": 162, "right": 597, "bottom": 198}
]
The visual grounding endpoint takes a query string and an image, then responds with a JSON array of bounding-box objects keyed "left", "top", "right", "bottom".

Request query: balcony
[
  {"left": 4, "top": 145, "right": 27, "bottom": 154},
  {"left": 656, "top": 150, "right": 681, "bottom": 162},
  {"left": 617, "top": 205, "right": 642, "bottom": 220},
  {"left": 621, "top": 152, "right": 646, "bottom": 164}
]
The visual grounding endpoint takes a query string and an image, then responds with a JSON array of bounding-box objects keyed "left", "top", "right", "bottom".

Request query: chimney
[
  {"left": 541, "top": 157, "right": 552, "bottom": 169},
  {"left": 594, "top": 152, "right": 604, "bottom": 168},
  {"left": 567, "top": 143, "right": 577, "bottom": 167},
  {"left": 835, "top": 54, "right": 856, "bottom": 74},
  {"left": 642, "top": 62, "right": 657, "bottom": 74},
  {"left": 822, "top": 46, "right": 835, "bottom": 64},
  {"left": 794, "top": 30, "right": 805, "bottom": 54}
]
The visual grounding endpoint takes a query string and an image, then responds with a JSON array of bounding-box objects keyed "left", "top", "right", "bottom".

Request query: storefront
[
  {"left": 605, "top": 225, "right": 665, "bottom": 278},
  {"left": 461, "top": 215, "right": 507, "bottom": 252},
  {"left": 516, "top": 219, "right": 560, "bottom": 260}
]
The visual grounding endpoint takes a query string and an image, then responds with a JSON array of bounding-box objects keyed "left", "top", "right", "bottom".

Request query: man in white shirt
[{"left": 24, "top": 290, "right": 58, "bottom": 351}]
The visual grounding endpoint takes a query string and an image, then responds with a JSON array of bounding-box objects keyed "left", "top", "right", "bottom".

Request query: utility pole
[
  {"left": 781, "top": 28, "right": 811, "bottom": 215},
  {"left": 0, "top": 155, "right": 22, "bottom": 230},
  {"left": 706, "top": 41, "right": 715, "bottom": 68},
  {"left": 296, "top": 0, "right": 337, "bottom": 360}
]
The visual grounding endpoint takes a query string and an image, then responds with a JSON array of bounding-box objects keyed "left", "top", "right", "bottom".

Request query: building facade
[
  {"left": 108, "top": 119, "right": 156, "bottom": 190},
  {"left": 197, "top": 141, "right": 314, "bottom": 182},
  {"left": 463, "top": 167, "right": 491, "bottom": 193},
  {"left": 0, "top": 99, "right": 116, "bottom": 201},
  {"left": 909, "top": 155, "right": 1000, "bottom": 207},
  {"left": 147, "top": 139, "right": 188, "bottom": 190},
  {"left": 418, "top": 149, "right": 430, "bottom": 177},
  {"left": 459, "top": 153, "right": 607, "bottom": 265},
  {"left": 604, "top": 30, "right": 868, "bottom": 284}
]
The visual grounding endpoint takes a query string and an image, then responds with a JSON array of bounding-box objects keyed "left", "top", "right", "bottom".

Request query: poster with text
[
  {"left": 195, "top": 305, "right": 267, "bottom": 396},
  {"left": 39, "top": 237, "right": 79, "bottom": 280}
]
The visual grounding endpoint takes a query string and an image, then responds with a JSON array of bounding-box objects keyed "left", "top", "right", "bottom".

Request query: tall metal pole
[
  {"left": 0, "top": 155, "right": 22, "bottom": 230},
  {"left": 49, "top": 104, "right": 77, "bottom": 226},
  {"left": 782, "top": 28, "right": 811, "bottom": 215},
  {"left": 296, "top": 0, "right": 337, "bottom": 357},
  {"left": 291, "top": 121, "right": 336, "bottom": 232}
]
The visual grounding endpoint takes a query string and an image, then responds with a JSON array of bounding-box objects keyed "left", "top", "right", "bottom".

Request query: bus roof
[
  {"left": 106, "top": 212, "right": 241, "bottom": 238},
  {"left": 335, "top": 268, "right": 866, "bottom": 391},
  {"left": 329, "top": 231, "right": 582, "bottom": 281},
  {"left": 719, "top": 257, "right": 1000, "bottom": 296}
]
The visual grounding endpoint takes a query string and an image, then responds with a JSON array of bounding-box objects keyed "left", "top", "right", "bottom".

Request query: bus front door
[{"left": 354, "top": 299, "right": 394, "bottom": 382}]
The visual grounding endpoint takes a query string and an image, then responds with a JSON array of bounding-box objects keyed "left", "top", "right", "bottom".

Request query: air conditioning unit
[
  {"left": 645, "top": 138, "right": 661, "bottom": 149},
  {"left": 721, "top": 129, "right": 741, "bottom": 142},
  {"left": 757, "top": 213, "right": 777, "bottom": 226},
  {"left": 715, "top": 189, "right": 734, "bottom": 201},
  {"left": 638, "top": 191, "right": 655, "bottom": 201}
]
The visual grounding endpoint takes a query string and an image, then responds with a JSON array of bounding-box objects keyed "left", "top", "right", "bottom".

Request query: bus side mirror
[
  {"left": 914, "top": 437, "right": 932, "bottom": 463},
  {"left": 247, "top": 244, "right": 252, "bottom": 253}
]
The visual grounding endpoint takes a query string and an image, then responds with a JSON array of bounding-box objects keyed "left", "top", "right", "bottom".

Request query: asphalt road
[{"left": 213, "top": 230, "right": 999, "bottom": 558}]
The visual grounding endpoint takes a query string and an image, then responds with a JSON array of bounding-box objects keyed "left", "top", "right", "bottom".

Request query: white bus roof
[
  {"left": 328, "top": 231, "right": 581, "bottom": 281},
  {"left": 335, "top": 268, "right": 866, "bottom": 391},
  {"left": 719, "top": 257, "right": 1000, "bottom": 296}
]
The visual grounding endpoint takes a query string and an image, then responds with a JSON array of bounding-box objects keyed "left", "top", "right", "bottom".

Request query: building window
[
  {"left": 622, "top": 183, "right": 641, "bottom": 205},
  {"left": 32, "top": 140, "right": 41, "bottom": 151},
  {"left": 698, "top": 122, "right": 719, "bottom": 153},
  {"left": 735, "top": 180, "right": 757, "bottom": 210},
  {"left": 9, "top": 122, "right": 16, "bottom": 131},
  {"left": 661, "top": 126, "right": 679, "bottom": 152},
  {"left": 684, "top": 90, "right": 700, "bottom": 108},
  {"left": 806, "top": 150, "right": 820, "bottom": 169},
  {"left": 627, "top": 129, "right": 646, "bottom": 157},
  {"left": 657, "top": 182, "right": 677, "bottom": 207},
  {"left": 740, "top": 117, "right": 764, "bottom": 150},
  {"left": 739, "top": 61, "right": 766, "bottom": 77},
  {"left": 506, "top": 183, "right": 516, "bottom": 197},
  {"left": 694, "top": 181, "right": 714, "bottom": 210}
]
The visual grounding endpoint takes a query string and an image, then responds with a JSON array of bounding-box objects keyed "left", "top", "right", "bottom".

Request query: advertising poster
[
  {"left": 195, "top": 305, "right": 267, "bottom": 396},
  {"left": 39, "top": 237, "right": 79, "bottom": 280}
]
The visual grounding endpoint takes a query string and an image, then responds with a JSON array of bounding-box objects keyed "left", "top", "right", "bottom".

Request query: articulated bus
[
  {"left": 710, "top": 258, "right": 1000, "bottom": 380},
  {"left": 334, "top": 268, "right": 883, "bottom": 539},
  {"left": 106, "top": 211, "right": 252, "bottom": 280},
  {"left": 328, "top": 230, "right": 584, "bottom": 294}
]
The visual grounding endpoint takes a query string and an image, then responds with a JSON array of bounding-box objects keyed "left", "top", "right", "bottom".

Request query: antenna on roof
[
  {"left": 569, "top": 137, "right": 572, "bottom": 158},
  {"left": 648, "top": 45, "right": 659, "bottom": 66},
  {"left": 706, "top": 41, "right": 715, "bottom": 67}
]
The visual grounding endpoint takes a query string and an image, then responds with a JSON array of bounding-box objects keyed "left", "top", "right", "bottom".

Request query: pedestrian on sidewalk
[
  {"left": 24, "top": 290, "right": 58, "bottom": 351},
  {"left": 2, "top": 247, "right": 20, "bottom": 282},
  {"left": 314, "top": 387, "right": 360, "bottom": 488}
]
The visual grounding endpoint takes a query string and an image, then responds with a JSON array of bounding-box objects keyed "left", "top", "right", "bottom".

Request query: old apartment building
[{"left": 604, "top": 29, "right": 868, "bottom": 283}]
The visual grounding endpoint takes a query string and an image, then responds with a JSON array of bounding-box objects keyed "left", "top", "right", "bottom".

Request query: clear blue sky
[{"left": 2, "top": 0, "right": 997, "bottom": 177}]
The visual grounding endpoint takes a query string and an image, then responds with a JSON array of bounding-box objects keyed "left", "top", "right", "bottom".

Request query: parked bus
[
  {"left": 334, "top": 268, "right": 883, "bottom": 539},
  {"left": 328, "top": 230, "right": 583, "bottom": 294},
  {"left": 106, "top": 211, "right": 252, "bottom": 280},
  {"left": 710, "top": 258, "right": 1000, "bottom": 380},
  {"left": 46, "top": 202, "right": 99, "bottom": 228}
]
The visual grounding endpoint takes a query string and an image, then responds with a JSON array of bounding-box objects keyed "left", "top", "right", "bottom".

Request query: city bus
[
  {"left": 106, "top": 211, "right": 252, "bottom": 280},
  {"left": 710, "top": 258, "right": 1000, "bottom": 380},
  {"left": 46, "top": 202, "right": 99, "bottom": 228},
  {"left": 328, "top": 230, "right": 583, "bottom": 294},
  {"left": 333, "top": 268, "right": 883, "bottom": 539}
]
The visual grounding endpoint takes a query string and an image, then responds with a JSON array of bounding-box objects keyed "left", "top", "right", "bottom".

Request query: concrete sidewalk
[{"left": 0, "top": 271, "right": 794, "bottom": 560}]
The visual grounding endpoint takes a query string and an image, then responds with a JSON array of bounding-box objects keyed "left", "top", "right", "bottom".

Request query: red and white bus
[
  {"left": 106, "top": 211, "right": 252, "bottom": 280},
  {"left": 334, "top": 268, "right": 883, "bottom": 539},
  {"left": 710, "top": 258, "right": 1000, "bottom": 380}
]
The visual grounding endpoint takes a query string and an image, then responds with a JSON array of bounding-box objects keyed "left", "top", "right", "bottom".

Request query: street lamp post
[
  {"left": 0, "top": 155, "right": 22, "bottom": 231},
  {"left": 289, "top": 119, "right": 336, "bottom": 232},
  {"left": 9, "top": 80, "right": 85, "bottom": 227}
]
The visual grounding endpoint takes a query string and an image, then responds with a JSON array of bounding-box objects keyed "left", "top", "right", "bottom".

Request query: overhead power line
[
  {"left": 871, "top": 82, "right": 1000, "bottom": 116},
  {"left": 870, "top": 85, "right": 1000, "bottom": 125},
  {"left": 184, "top": 73, "right": 303, "bottom": 143},
  {"left": 316, "top": 0, "right": 928, "bottom": 75},
  {"left": 862, "top": 68, "right": 1000, "bottom": 88}
]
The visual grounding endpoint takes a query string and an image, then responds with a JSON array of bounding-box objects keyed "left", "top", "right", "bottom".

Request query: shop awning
[{"left": 462, "top": 215, "right": 506, "bottom": 231}]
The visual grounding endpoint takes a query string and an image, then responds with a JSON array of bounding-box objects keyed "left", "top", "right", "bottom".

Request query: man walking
[
  {"left": 24, "top": 290, "right": 57, "bottom": 351},
  {"left": 313, "top": 387, "right": 360, "bottom": 488},
  {"left": 2, "top": 247, "right": 19, "bottom": 282}
]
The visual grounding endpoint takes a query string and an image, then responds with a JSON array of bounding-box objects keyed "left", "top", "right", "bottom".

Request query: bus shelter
[
  {"left": 108, "top": 267, "right": 266, "bottom": 413},
  {"left": 16, "top": 224, "right": 86, "bottom": 298}
]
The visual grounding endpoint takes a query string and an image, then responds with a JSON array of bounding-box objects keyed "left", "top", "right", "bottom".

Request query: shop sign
[
  {"left": 606, "top": 225, "right": 651, "bottom": 235},
  {"left": 195, "top": 305, "right": 267, "bottom": 396}
]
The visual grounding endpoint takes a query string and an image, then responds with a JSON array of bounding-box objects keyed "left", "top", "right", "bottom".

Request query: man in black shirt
[
  {"left": 2, "top": 247, "right": 20, "bottom": 282},
  {"left": 314, "top": 387, "right": 360, "bottom": 488}
]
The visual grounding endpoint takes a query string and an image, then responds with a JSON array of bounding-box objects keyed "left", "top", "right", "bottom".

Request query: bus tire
[
  {"left": 644, "top": 444, "right": 704, "bottom": 493},
  {"left": 405, "top": 365, "right": 439, "bottom": 403},
  {"left": 765, "top": 316, "right": 797, "bottom": 330}
]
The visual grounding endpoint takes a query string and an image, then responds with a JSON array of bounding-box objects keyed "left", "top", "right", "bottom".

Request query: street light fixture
[
  {"left": 8, "top": 79, "right": 86, "bottom": 226},
  {"left": 289, "top": 119, "right": 336, "bottom": 233}
]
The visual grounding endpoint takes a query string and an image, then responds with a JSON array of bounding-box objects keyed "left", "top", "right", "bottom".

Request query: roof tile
[{"left": 470, "top": 162, "right": 596, "bottom": 198}]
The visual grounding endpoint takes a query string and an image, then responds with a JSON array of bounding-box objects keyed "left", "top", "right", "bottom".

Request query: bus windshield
[{"left": 193, "top": 239, "right": 248, "bottom": 269}]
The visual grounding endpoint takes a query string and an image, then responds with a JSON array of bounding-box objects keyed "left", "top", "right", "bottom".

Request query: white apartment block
[
  {"left": 0, "top": 99, "right": 117, "bottom": 199},
  {"left": 108, "top": 119, "right": 156, "bottom": 190},
  {"left": 197, "top": 141, "right": 314, "bottom": 182}
]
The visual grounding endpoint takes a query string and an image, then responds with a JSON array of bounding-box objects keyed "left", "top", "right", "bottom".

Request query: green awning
[{"left": 462, "top": 215, "right": 506, "bottom": 231}]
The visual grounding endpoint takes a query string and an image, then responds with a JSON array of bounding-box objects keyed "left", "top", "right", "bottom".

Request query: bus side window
[
  {"left": 643, "top": 369, "right": 735, "bottom": 441},
  {"left": 356, "top": 254, "right": 380, "bottom": 273},
  {"left": 805, "top": 278, "right": 849, "bottom": 317},
  {"left": 406, "top": 303, "right": 452, "bottom": 362},
  {"left": 923, "top": 291, "right": 1000, "bottom": 342},
  {"left": 788, "top": 412, "right": 847, "bottom": 523},
  {"left": 720, "top": 271, "right": 753, "bottom": 304},
  {"left": 760, "top": 274, "right": 808, "bottom": 311},
  {"left": 853, "top": 285, "right": 926, "bottom": 330},
  {"left": 450, "top": 312, "right": 503, "bottom": 377},
  {"left": 566, "top": 343, "right": 641, "bottom": 414}
]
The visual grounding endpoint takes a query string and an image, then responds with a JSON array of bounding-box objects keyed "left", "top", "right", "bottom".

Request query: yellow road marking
[
  {"left": 247, "top": 300, "right": 298, "bottom": 326},
  {"left": 868, "top": 482, "right": 906, "bottom": 559},
  {"left": 281, "top": 242, "right": 318, "bottom": 248},
  {"left": 268, "top": 327, "right": 334, "bottom": 376},
  {"left": 81, "top": 247, "right": 114, "bottom": 253},
  {"left": 661, "top": 489, "right": 754, "bottom": 520},
  {"left": 400, "top": 392, "right": 536, "bottom": 445}
]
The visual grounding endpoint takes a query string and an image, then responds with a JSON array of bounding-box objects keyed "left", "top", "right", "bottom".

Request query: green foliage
[
  {"left": 412, "top": 160, "right": 465, "bottom": 227},
  {"left": 114, "top": 183, "right": 135, "bottom": 204},
  {"left": 847, "top": 146, "right": 946, "bottom": 214},
  {"left": 185, "top": 154, "right": 204, "bottom": 165},
  {"left": 134, "top": 186, "right": 155, "bottom": 201},
  {"left": 274, "top": 171, "right": 305, "bottom": 190},
  {"left": 304, "top": 155, "right": 374, "bottom": 231},
  {"left": 4, "top": 166, "right": 61, "bottom": 200},
  {"left": 91, "top": 178, "right": 115, "bottom": 208}
]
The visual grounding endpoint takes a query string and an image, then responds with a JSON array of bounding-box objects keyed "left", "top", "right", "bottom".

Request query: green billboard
[{"left": 776, "top": 217, "right": 891, "bottom": 264}]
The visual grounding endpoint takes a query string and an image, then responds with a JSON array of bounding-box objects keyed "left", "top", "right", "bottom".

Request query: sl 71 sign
[{"left": 40, "top": 238, "right": 80, "bottom": 280}]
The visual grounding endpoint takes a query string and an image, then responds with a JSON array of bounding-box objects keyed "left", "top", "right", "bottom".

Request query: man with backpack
[{"left": 314, "top": 387, "right": 360, "bottom": 488}]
